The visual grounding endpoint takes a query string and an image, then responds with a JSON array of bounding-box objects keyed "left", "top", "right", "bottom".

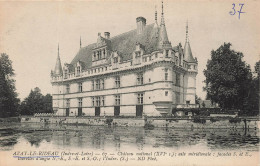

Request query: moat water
[{"left": 0, "top": 123, "right": 259, "bottom": 152}]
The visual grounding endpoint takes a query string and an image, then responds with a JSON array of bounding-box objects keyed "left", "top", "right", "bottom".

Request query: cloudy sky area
[{"left": 0, "top": 0, "right": 259, "bottom": 100}]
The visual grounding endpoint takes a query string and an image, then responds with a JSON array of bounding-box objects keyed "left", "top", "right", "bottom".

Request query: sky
[{"left": 0, "top": 0, "right": 259, "bottom": 100}]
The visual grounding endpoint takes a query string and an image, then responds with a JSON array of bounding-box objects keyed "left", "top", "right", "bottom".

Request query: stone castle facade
[{"left": 50, "top": 2, "right": 198, "bottom": 117}]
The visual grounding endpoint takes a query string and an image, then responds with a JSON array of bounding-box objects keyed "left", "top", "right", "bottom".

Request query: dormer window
[
  {"left": 103, "top": 49, "right": 106, "bottom": 58},
  {"left": 166, "top": 50, "right": 169, "bottom": 58},
  {"left": 114, "top": 57, "right": 118, "bottom": 63},
  {"left": 135, "top": 52, "right": 140, "bottom": 58},
  {"left": 64, "top": 69, "right": 68, "bottom": 79},
  {"left": 97, "top": 51, "right": 100, "bottom": 60},
  {"left": 77, "top": 66, "right": 81, "bottom": 75},
  {"left": 93, "top": 52, "right": 96, "bottom": 60}
]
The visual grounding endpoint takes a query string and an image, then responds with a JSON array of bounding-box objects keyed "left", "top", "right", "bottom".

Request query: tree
[
  {"left": 204, "top": 43, "right": 253, "bottom": 110},
  {"left": 19, "top": 87, "right": 53, "bottom": 115},
  {"left": 0, "top": 53, "right": 19, "bottom": 117},
  {"left": 195, "top": 95, "right": 201, "bottom": 105}
]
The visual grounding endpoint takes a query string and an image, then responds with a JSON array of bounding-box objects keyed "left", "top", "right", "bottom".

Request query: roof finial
[
  {"left": 155, "top": 5, "right": 157, "bottom": 22},
  {"left": 160, "top": 1, "right": 165, "bottom": 25},
  {"left": 186, "top": 20, "right": 189, "bottom": 42},
  {"left": 58, "top": 43, "right": 59, "bottom": 55},
  {"left": 80, "top": 36, "right": 82, "bottom": 48}
]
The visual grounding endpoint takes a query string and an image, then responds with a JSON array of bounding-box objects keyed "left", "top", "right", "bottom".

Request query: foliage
[
  {"left": 195, "top": 95, "right": 201, "bottom": 104},
  {"left": 19, "top": 87, "right": 53, "bottom": 115},
  {"left": 204, "top": 43, "right": 256, "bottom": 111},
  {"left": 201, "top": 101, "right": 206, "bottom": 108},
  {"left": 209, "top": 117, "right": 218, "bottom": 123},
  {"left": 193, "top": 117, "right": 206, "bottom": 124},
  {"left": 0, "top": 53, "right": 20, "bottom": 117},
  {"left": 229, "top": 118, "right": 241, "bottom": 123}
]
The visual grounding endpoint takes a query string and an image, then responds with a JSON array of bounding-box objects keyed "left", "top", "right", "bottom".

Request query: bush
[
  {"left": 193, "top": 117, "right": 206, "bottom": 124},
  {"left": 210, "top": 117, "right": 219, "bottom": 123},
  {"left": 229, "top": 118, "right": 241, "bottom": 123}
]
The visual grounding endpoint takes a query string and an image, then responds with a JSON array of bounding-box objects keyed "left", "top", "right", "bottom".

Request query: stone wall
[{"left": 21, "top": 116, "right": 259, "bottom": 129}]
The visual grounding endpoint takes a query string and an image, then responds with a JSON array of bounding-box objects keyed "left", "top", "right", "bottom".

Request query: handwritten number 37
[{"left": 229, "top": 3, "right": 245, "bottom": 19}]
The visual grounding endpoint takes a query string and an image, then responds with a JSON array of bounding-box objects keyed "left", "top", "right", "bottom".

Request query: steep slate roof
[
  {"left": 54, "top": 52, "right": 63, "bottom": 75},
  {"left": 184, "top": 41, "right": 196, "bottom": 63},
  {"left": 71, "top": 23, "right": 159, "bottom": 69}
]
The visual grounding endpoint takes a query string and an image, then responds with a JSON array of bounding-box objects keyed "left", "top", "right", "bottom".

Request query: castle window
[
  {"left": 137, "top": 93, "right": 144, "bottom": 104},
  {"left": 101, "top": 79, "right": 104, "bottom": 89},
  {"left": 115, "top": 76, "right": 120, "bottom": 88},
  {"left": 137, "top": 73, "right": 143, "bottom": 85},
  {"left": 92, "top": 97, "right": 95, "bottom": 106},
  {"left": 92, "top": 80, "right": 94, "bottom": 90},
  {"left": 166, "top": 50, "right": 169, "bottom": 58},
  {"left": 103, "top": 49, "right": 106, "bottom": 58},
  {"left": 78, "top": 98, "right": 82, "bottom": 107},
  {"left": 64, "top": 69, "right": 68, "bottom": 79},
  {"left": 165, "top": 91, "right": 168, "bottom": 96},
  {"left": 114, "top": 57, "right": 118, "bottom": 63},
  {"left": 149, "top": 56, "right": 152, "bottom": 61},
  {"left": 165, "top": 69, "right": 168, "bottom": 81},
  {"left": 155, "top": 53, "right": 158, "bottom": 58},
  {"left": 66, "top": 99, "right": 70, "bottom": 108},
  {"left": 97, "top": 51, "right": 99, "bottom": 60},
  {"left": 105, "top": 67, "right": 107, "bottom": 71},
  {"left": 115, "top": 95, "right": 120, "bottom": 105},
  {"left": 102, "top": 96, "right": 105, "bottom": 106},
  {"left": 176, "top": 73, "right": 180, "bottom": 86},
  {"left": 66, "top": 84, "right": 70, "bottom": 93},
  {"left": 78, "top": 82, "right": 82, "bottom": 92},
  {"left": 96, "top": 96, "right": 100, "bottom": 106},
  {"left": 93, "top": 52, "right": 96, "bottom": 61},
  {"left": 98, "top": 68, "right": 100, "bottom": 72},
  {"left": 96, "top": 79, "right": 100, "bottom": 90},
  {"left": 77, "top": 66, "right": 81, "bottom": 75}
]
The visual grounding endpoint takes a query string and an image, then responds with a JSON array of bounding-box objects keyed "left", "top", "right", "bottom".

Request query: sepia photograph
[{"left": 0, "top": 0, "right": 259, "bottom": 165}]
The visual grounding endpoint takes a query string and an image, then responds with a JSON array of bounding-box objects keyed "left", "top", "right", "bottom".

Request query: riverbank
[{"left": 20, "top": 116, "right": 260, "bottom": 129}]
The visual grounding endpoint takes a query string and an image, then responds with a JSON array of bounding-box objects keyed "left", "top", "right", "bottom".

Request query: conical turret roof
[
  {"left": 54, "top": 44, "right": 63, "bottom": 75},
  {"left": 184, "top": 41, "right": 196, "bottom": 63},
  {"left": 183, "top": 22, "right": 196, "bottom": 63},
  {"left": 158, "top": 1, "right": 171, "bottom": 49}
]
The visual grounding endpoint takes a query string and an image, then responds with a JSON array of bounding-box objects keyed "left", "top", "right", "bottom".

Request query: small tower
[
  {"left": 183, "top": 22, "right": 198, "bottom": 106},
  {"left": 53, "top": 44, "right": 63, "bottom": 76},
  {"left": 183, "top": 21, "right": 196, "bottom": 63}
]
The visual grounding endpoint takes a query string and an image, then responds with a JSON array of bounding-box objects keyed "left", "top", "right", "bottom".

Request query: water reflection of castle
[
  {"left": 50, "top": 2, "right": 198, "bottom": 117},
  {"left": 21, "top": 125, "right": 258, "bottom": 151}
]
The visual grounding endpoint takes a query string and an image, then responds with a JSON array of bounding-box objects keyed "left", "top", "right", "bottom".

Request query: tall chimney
[
  {"left": 104, "top": 32, "right": 110, "bottom": 39},
  {"left": 136, "top": 17, "right": 146, "bottom": 34}
]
